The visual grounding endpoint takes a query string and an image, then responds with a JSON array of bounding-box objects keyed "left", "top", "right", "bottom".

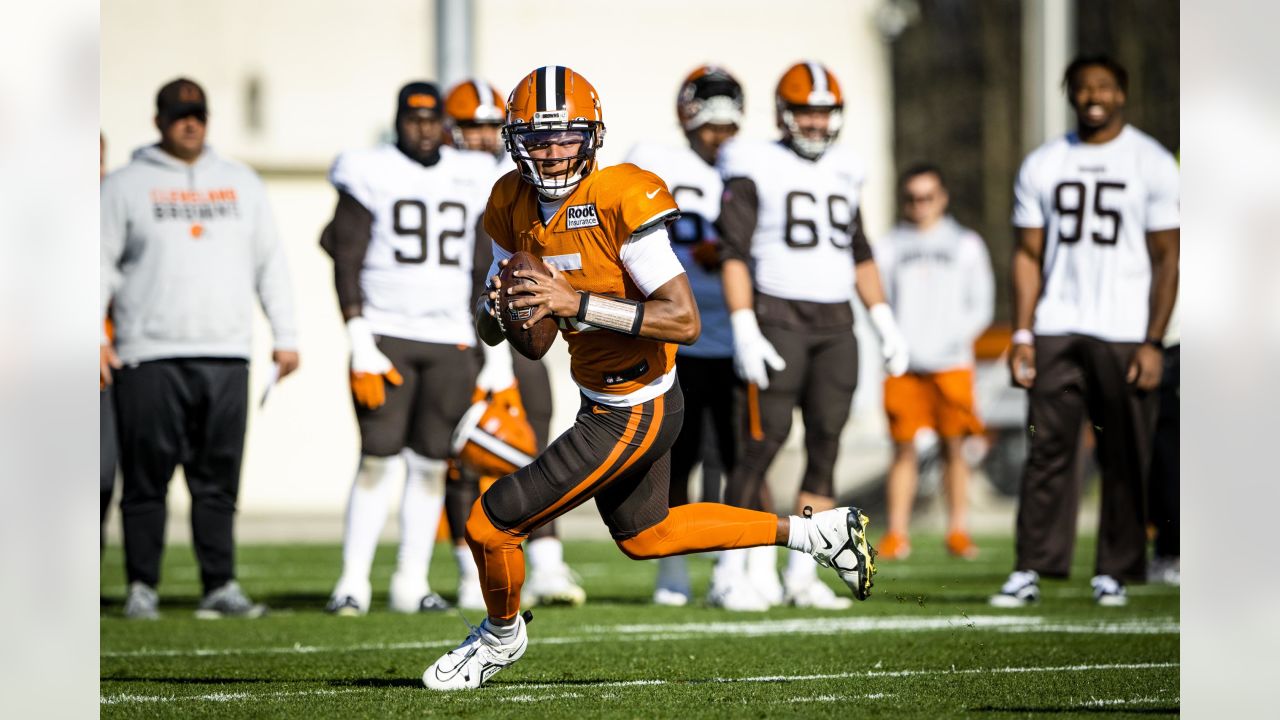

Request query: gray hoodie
[{"left": 101, "top": 144, "right": 297, "bottom": 363}]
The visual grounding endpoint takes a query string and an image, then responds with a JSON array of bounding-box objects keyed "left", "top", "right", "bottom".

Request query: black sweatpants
[
  {"left": 114, "top": 358, "right": 249, "bottom": 593},
  {"left": 101, "top": 387, "right": 118, "bottom": 549},
  {"left": 1149, "top": 345, "right": 1179, "bottom": 558},
  {"left": 670, "top": 355, "right": 735, "bottom": 506},
  {"left": 1015, "top": 335, "right": 1158, "bottom": 581}
]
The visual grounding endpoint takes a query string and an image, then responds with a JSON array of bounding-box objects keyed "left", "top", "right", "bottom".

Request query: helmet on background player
[
  {"left": 776, "top": 61, "right": 844, "bottom": 159},
  {"left": 450, "top": 391, "right": 537, "bottom": 477},
  {"left": 502, "top": 65, "right": 605, "bottom": 199},
  {"left": 444, "top": 78, "right": 506, "bottom": 155},
  {"left": 677, "top": 65, "right": 744, "bottom": 131}
]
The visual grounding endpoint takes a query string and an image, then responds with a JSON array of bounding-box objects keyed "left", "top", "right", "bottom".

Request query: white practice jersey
[
  {"left": 718, "top": 138, "right": 866, "bottom": 303},
  {"left": 1012, "top": 125, "right": 1180, "bottom": 342},
  {"left": 623, "top": 142, "right": 732, "bottom": 359},
  {"left": 329, "top": 144, "right": 495, "bottom": 344}
]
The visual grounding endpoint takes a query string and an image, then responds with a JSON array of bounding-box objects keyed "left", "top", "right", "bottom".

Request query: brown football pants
[
  {"left": 1015, "top": 334, "right": 1159, "bottom": 581},
  {"left": 466, "top": 382, "right": 778, "bottom": 619}
]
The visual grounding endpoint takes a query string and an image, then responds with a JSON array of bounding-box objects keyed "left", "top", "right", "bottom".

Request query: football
[{"left": 497, "top": 251, "right": 560, "bottom": 360}]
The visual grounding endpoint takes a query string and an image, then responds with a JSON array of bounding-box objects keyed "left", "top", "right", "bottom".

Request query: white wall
[{"left": 101, "top": 0, "right": 897, "bottom": 534}]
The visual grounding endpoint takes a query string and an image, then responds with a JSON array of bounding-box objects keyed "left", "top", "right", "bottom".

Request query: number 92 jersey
[
  {"left": 717, "top": 138, "right": 866, "bottom": 303},
  {"left": 328, "top": 144, "right": 495, "bottom": 345},
  {"left": 1012, "top": 125, "right": 1180, "bottom": 342}
]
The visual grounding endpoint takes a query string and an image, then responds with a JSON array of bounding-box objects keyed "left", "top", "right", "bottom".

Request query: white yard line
[
  {"left": 100, "top": 662, "right": 1179, "bottom": 705},
  {"left": 102, "top": 614, "right": 1179, "bottom": 659}
]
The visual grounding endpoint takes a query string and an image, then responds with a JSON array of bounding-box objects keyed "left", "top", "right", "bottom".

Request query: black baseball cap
[
  {"left": 156, "top": 78, "right": 208, "bottom": 123},
  {"left": 397, "top": 81, "right": 443, "bottom": 120}
]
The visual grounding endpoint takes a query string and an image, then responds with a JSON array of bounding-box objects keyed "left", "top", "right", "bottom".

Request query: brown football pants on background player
[{"left": 1015, "top": 335, "right": 1158, "bottom": 582}]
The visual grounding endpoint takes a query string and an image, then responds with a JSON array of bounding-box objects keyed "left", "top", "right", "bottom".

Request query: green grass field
[{"left": 100, "top": 534, "right": 1178, "bottom": 718}]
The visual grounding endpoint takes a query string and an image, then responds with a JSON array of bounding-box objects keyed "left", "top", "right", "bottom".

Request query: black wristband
[{"left": 1144, "top": 338, "right": 1165, "bottom": 351}]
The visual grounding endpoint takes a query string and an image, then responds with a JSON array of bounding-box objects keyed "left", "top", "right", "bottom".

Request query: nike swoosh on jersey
[
  {"left": 645, "top": 188, "right": 660, "bottom": 199},
  {"left": 591, "top": 406, "right": 610, "bottom": 415}
]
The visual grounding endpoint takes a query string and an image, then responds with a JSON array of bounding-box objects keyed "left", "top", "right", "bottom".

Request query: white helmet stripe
[
  {"left": 473, "top": 78, "right": 493, "bottom": 109},
  {"left": 468, "top": 428, "right": 535, "bottom": 469},
  {"left": 539, "top": 66, "right": 555, "bottom": 113},
  {"left": 807, "top": 61, "right": 828, "bottom": 100}
]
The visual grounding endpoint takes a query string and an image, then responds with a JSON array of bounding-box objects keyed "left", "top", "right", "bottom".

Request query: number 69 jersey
[
  {"left": 328, "top": 144, "right": 496, "bottom": 345},
  {"left": 1013, "top": 125, "right": 1180, "bottom": 342},
  {"left": 717, "top": 138, "right": 867, "bottom": 304}
]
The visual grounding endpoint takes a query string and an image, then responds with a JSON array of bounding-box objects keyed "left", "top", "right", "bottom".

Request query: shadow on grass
[
  {"left": 327, "top": 678, "right": 425, "bottom": 689},
  {"left": 101, "top": 677, "right": 282, "bottom": 685}
]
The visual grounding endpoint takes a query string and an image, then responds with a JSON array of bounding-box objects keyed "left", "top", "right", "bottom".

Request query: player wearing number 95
[
  {"left": 991, "top": 56, "right": 1179, "bottom": 609},
  {"left": 319, "top": 82, "right": 497, "bottom": 616},
  {"left": 422, "top": 65, "right": 876, "bottom": 691},
  {"left": 714, "top": 61, "right": 901, "bottom": 610}
]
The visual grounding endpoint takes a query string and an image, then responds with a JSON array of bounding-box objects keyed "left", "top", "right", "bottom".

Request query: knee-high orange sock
[
  {"left": 464, "top": 498, "right": 526, "bottom": 620},
  {"left": 617, "top": 503, "right": 778, "bottom": 560}
]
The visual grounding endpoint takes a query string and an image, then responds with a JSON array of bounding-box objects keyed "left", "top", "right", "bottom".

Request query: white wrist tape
[
  {"left": 577, "top": 292, "right": 644, "bottom": 335},
  {"left": 1011, "top": 329, "right": 1035, "bottom": 346}
]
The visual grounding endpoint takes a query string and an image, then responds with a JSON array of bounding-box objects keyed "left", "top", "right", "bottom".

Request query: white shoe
[
  {"left": 423, "top": 612, "right": 530, "bottom": 691},
  {"left": 806, "top": 507, "right": 877, "bottom": 601},
  {"left": 784, "top": 576, "right": 854, "bottom": 609},
  {"left": 389, "top": 571, "right": 450, "bottom": 613},
  {"left": 522, "top": 563, "right": 586, "bottom": 607},
  {"left": 457, "top": 576, "right": 487, "bottom": 611},
  {"left": 989, "top": 570, "right": 1040, "bottom": 607},
  {"left": 1147, "top": 556, "right": 1180, "bottom": 586},
  {"left": 707, "top": 577, "right": 770, "bottom": 612},
  {"left": 326, "top": 577, "right": 371, "bottom": 617},
  {"left": 653, "top": 556, "right": 691, "bottom": 607},
  {"left": 1091, "top": 574, "right": 1128, "bottom": 607},
  {"left": 747, "top": 546, "right": 784, "bottom": 607}
]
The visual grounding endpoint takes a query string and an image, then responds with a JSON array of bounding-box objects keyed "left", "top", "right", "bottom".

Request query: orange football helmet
[
  {"left": 444, "top": 78, "right": 505, "bottom": 153},
  {"left": 676, "top": 65, "right": 744, "bottom": 131},
  {"left": 776, "top": 61, "right": 845, "bottom": 159},
  {"left": 451, "top": 391, "right": 537, "bottom": 477},
  {"left": 502, "top": 65, "right": 605, "bottom": 199}
]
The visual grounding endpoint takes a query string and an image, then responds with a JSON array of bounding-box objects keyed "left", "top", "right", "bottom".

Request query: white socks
[
  {"left": 713, "top": 547, "right": 749, "bottom": 587},
  {"left": 785, "top": 549, "right": 819, "bottom": 584},
  {"left": 785, "top": 514, "right": 813, "bottom": 553},
  {"left": 526, "top": 536, "right": 564, "bottom": 572},
  {"left": 396, "top": 451, "right": 447, "bottom": 582},
  {"left": 339, "top": 453, "right": 402, "bottom": 586}
]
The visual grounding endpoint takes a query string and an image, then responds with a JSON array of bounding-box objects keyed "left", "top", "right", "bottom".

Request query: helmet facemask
[
  {"left": 778, "top": 103, "right": 844, "bottom": 160},
  {"left": 503, "top": 119, "right": 605, "bottom": 200}
]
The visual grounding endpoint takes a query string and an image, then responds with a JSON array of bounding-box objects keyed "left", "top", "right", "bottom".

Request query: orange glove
[{"left": 351, "top": 367, "right": 403, "bottom": 409}]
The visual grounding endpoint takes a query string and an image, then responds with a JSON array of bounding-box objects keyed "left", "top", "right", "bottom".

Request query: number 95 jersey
[
  {"left": 1012, "top": 125, "right": 1180, "bottom": 342},
  {"left": 328, "top": 144, "right": 495, "bottom": 345},
  {"left": 717, "top": 138, "right": 867, "bottom": 303}
]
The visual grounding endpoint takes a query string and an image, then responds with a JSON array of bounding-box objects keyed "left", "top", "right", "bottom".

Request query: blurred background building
[{"left": 100, "top": 0, "right": 1177, "bottom": 539}]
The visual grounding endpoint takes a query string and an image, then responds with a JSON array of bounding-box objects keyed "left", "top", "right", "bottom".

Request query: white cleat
[
  {"left": 389, "top": 570, "right": 450, "bottom": 613},
  {"left": 747, "top": 546, "right": 784, "bottom": 607},
  {"left": 707, "top": 577, "right": 770, "bottom": 612},
  {"left": 653, "top": 556, "right": 692, "bottom": 607},
  {"left": 806, "top": 507, "right": 877, "bottom": 601},
  {"left": 326, "top": 577, "right": 371, "bottom": 617},
  {"left": 423, "top": 612, "right": 530, "bottom": 691},
  {"left": 784, "top": 576, "right": 854, "bottom": 609},
  {"left": 989, "top": 570, "right": 1040, "bottom": 608},
  {"left": 522, "top": 563, "right": 586, "bottom": 607},
  {"left": 1091, "top": 574, "right": 1128, "bottom": 607},
  {"left": 457, "top": 576, "right": 488, "bottom": 612}
]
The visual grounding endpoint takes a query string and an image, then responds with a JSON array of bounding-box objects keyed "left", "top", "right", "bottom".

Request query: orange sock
[
  {"left": 464, "top": 498, "right": 526, "bottom": 620},
  {"left": 617, "top": 503, "right": 778, "bottom": 560}
]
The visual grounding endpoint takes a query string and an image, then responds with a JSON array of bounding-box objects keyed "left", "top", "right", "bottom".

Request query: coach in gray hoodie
[{"left": 100, "top": 78, "right": 299, "bottom": 619}]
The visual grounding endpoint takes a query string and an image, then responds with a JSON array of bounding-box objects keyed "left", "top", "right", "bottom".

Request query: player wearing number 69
[
  {"left": 991, "top": 56, "right": 1180, "bottom": 609},
  {"left": 318, "top": 82, "right": 497, "bottom": 616},
  {"left": 712, "top": 62, "right": 903, "bottom": 611}
]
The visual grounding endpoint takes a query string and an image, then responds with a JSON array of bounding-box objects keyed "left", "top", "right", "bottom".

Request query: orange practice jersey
[{"left": 484, "top": 164, "right": 680, "bottom": 396}]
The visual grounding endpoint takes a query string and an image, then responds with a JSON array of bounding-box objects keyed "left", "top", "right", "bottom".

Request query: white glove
[
  {"left": 346, "top": 317, "right": 394, "bottom": 375},
  {"left": 868, "top": 303, "right": 909, "bottom": 377},
  {"left": 476, "top": 341, "right": 516, "bottom": 392},
  {"left": 730, "top": 309, "right": 787, "bottom": 389}
]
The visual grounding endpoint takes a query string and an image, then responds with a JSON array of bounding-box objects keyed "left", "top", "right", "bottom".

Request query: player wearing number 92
[
  {"left": 991, "top": 55, "right": 1180, "bottom": 609},
  {"left": 318, "top": 82, "right": 497, "bottom": 616},
  {"left": 422, "top": 65, "right": 877, "bottom": 692},
  {"left": 713, "top": 61, "right": 900, "bottom": 610}
]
